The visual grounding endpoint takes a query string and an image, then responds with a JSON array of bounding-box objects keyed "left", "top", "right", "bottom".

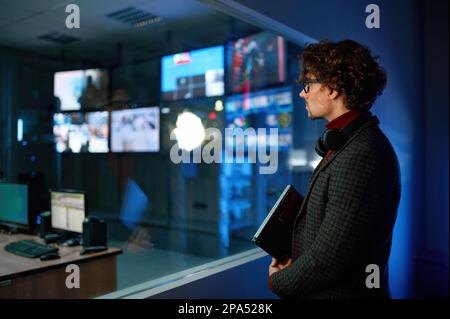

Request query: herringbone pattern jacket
[{"left": 271, "top": 119, "right": 401, "bottom": 299}]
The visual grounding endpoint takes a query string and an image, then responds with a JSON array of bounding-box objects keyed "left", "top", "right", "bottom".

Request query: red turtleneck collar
[
  {"left": 326, "top": 110, "right": 361, "bottom": 129},
  {"left": 322, "top": 110, "right": 362, "bottom": 161}
]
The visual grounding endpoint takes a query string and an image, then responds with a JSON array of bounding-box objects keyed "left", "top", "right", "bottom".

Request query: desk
[{"left": 0, "top": 233, "right": 121, "bottom": 298}]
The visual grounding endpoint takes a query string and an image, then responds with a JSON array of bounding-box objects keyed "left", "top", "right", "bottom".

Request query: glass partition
[{"left": 0, "top": 0, "right": 324, "bottom": 298}]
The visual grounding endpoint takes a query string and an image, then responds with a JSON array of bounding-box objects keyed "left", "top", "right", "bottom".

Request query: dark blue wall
[{"left": 423, "top": 0, "right": 449, "bottom": 256}]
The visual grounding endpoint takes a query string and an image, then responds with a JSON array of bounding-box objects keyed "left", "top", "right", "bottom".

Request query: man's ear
[{"left": 328, "top": 87, "right": 340, "bottom": 100}]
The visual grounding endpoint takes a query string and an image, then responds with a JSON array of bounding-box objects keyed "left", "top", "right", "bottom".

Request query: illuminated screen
[
  {"left": 225, "top": 87, "right": 293, "bottom": 150},
  {"left": 161, "top": 46, "right": 224, "bottom": 101},
  {"left": 51, "top": 190, "right": 85, "bottom": 234},
  {"left": 54, "top": 69, "right": 109, "bottom": 111},
  {"left": 228, "top": 32, "right": 286, "bottom": 94},
  {"left": 111, "top": 107, "right": 160, "bottom": 152},
  {"left": 0, "top": 183, "right": 28, "bottom": 226},
  {"left": 53, "top": 111, "right": 109, "bottom": 153}
]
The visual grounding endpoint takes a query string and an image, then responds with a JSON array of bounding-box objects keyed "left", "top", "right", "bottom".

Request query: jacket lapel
[{"left": 292, "top": 120, "right": 378, "bottom": 228}]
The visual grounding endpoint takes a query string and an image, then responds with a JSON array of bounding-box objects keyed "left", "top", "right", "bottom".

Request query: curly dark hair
[{"left": 299, "top": 39, "right": 387, "bottom": 111}]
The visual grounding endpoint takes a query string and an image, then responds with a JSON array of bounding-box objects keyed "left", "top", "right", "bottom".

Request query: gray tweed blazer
[{"left": 271, "top": 118, "right": 401, "bottom": 299}]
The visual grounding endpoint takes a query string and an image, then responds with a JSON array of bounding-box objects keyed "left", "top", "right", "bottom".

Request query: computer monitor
[
  {"left": 50, "top": 190, "right": 86, "bottom": 234},
  {"left": 111, "top": 106, "right": 160, "bottom": 152},
  {"left": 161, "top": 45, "right": 225, "bottom": 101},
  {"left": 227, "top": 31, "right": 286, "bottom": 94},
  {"left": 54, "top": 68, "right": 109, "bottom": 111},
  {"left": 53, "top": 111, "right": 109, "bottom": 153},
  {"left": 0, "top": 183, "right": 29, "bottom": 230}
]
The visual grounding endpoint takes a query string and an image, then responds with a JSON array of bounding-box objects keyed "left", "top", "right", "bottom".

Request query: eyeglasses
[{"left": 298, "top": 79, "right": 321, "bottom": 93}]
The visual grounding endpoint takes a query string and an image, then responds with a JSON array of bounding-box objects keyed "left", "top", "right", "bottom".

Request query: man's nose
[{"left": 299, "top": 90, "right": 306, "bottom": 99}]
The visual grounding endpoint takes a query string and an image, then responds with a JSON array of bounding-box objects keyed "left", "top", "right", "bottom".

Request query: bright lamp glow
[
  {"left": 173, "top": 112, "right": 205, "bottom": 151},
  {"left": 214, "top": 100, "right": 224, "bottom": 112}
]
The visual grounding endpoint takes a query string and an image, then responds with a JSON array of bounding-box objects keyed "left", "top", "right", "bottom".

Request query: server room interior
[{"left": 0, "top": 0, "right": 448, "bottom": 299}]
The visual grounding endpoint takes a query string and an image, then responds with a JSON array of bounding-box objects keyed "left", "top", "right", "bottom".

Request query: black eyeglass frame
[{"left": 298, "top": 79, "right": 321, "bottom": 93}]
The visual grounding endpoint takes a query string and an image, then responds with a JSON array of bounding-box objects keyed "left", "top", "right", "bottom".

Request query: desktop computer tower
[
  {"left": 18, "top": 172, "right": 49, "bottom": 232},
  {"left": 38, "top": 211, "right": 52, "bottom": 238}
]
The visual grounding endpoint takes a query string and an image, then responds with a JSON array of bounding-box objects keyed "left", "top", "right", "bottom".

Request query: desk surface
[{"left": 0, "top": 233, "right": 121, "bottom": 280}]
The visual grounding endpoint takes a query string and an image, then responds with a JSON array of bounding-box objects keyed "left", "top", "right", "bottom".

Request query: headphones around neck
[{"left": 315, "top": 111, "right": 379, "bottom": 157}]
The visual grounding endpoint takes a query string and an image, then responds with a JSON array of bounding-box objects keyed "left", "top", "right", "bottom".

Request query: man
[{"left": 268, "top": 40, "right": 401, "bottom": 299}]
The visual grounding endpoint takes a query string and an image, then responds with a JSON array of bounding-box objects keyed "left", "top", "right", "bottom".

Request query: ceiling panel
[
  {"left": 0, "top": 0, "right": 64, "bottom": 12},
  {"left": 0, "top": 0, "right": 260, "bottom": 63},
  {"left": 0, "top": 4, "right": 38, "bottom": 28}
]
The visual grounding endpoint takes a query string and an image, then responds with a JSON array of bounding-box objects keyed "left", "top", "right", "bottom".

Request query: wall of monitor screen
[
  {"left": 0, "top": 31, "right": 299, "bottom": 234},
  {"left": 52, "top": 31, "right": 292, "bottom": 154}
]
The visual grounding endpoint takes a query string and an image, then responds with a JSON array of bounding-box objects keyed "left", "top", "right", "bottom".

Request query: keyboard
[{"left": 4, "top": 239, "right": 58, "bottom": 258}]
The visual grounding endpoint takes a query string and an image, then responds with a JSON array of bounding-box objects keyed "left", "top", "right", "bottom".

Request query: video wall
[
  {"left": 52, "top": 31, "right": 290, "bottom": 154},
  {"left": 53, "top": 111, "right": 109, "bottom": 153},
  {"left": 53, "top": 108, "right": 159, "bottom": 153}
]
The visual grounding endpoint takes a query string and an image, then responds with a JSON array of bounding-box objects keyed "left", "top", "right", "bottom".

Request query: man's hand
[{"left": 269, "top": 257, "right": 292, "bottom": 277}]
